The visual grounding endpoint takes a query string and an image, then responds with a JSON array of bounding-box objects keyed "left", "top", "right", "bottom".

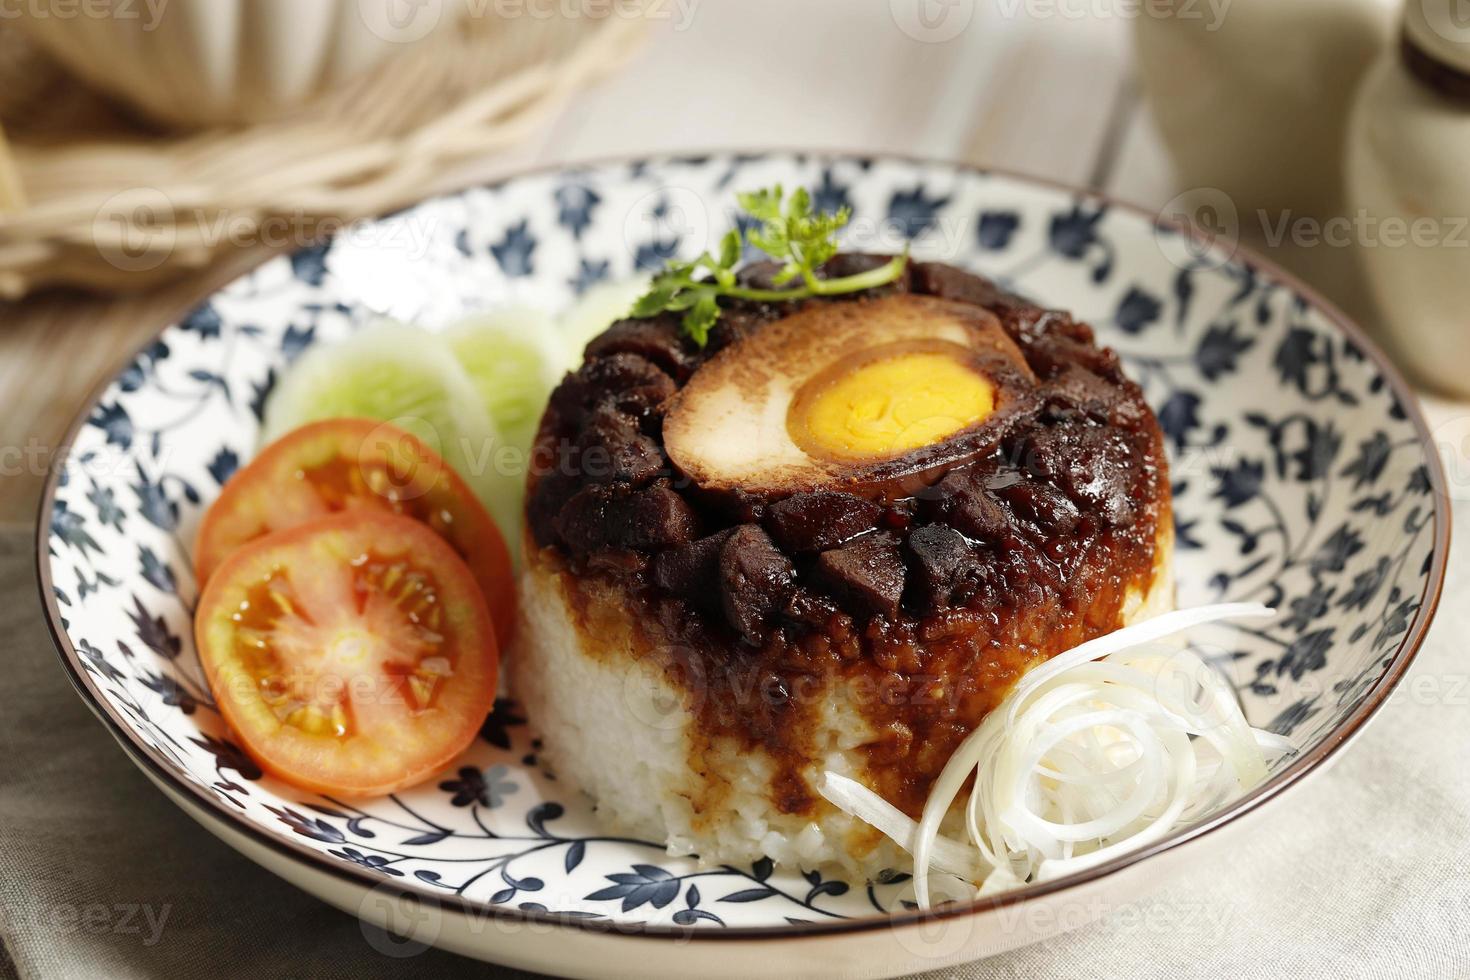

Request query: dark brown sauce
[{"left": 526, "top": 255, "right": 1171, "bottom": 818}]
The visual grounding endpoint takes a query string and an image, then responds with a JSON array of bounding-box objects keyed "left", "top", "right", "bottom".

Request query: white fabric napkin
[{"left": 3, "top": 511, "right": 1467, "bottom": 979}]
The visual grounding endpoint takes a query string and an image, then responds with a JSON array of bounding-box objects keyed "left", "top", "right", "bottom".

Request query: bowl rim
[{"left": 35, "top": 148, "right": 1452, "bottom": 943}]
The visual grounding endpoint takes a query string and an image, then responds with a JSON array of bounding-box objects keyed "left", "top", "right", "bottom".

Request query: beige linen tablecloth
[{"left": 2, "top": 519, "right": 1467, "bottom": 980}]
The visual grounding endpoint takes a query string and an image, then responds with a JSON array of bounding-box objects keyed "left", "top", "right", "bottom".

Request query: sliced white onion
[
  {"left": 820, "top": 603, "right": 1295, "bottom": 908},
  {"left": 817, "top": 773, "right": 984, "bottom": 881}
]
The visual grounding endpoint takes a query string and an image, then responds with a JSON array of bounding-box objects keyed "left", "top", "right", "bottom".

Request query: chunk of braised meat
[
  {"left": 583, "top": 318, "right": 699, "bottom": 381},
  {"left": 1026, "top": 331, "right": 1124, "bottom": 387},
  {"left": 1018, "top": 420, "right": 1141, "bottom": 528},
  {"left": 993, "top": 479, "right": 1081, "bottom": 537},
  {"left": 764, "top": 491, "right": 883, "bottom": 553},
  {"left": 653, "top": 528, "right": 735, "bottom": 610},
  {"left": 555, "top": 482, "right": 697, "bottom": 555},
  {"left": 909, "top": 261, "right": 1033, "bottom": 320},
  {"left": 704, "top": 307, "right": 781, "bottom": 355},
  {"left": 719, "top": 525, "right": 795, "bottom": 643},
  {"left": 715, "top": 488, "right": 768, "bottom": 524},
  {"left": 811, "top": 531, "right": 906, "bottom": 620},
  {"left": 821, "top": 252, "right": 914, "bottom": 291},
  {"left": 526, "top": 469, "right": 580, "bottom": 548},
  {"left": 779, "top": 588, "right": 844, "bottom": 630},
  {"left": 551, "top": 485, "right": 611, "bottom": 553},
  {"left": 910, "top": 261, "right": 1108, "bottom": 364},
  {"left": 997, "top": 536, "right": 1057, "bottom": 605},
  {"left": 1041, "top": 364, "right": 1127, "bottom": 421},
  {"left": 905, "top": 524, "right": 989, "bottom": 613},
  {"left": 576, "top": 402, "right": 665, "bottom": 486},
  {"left": 923, "top": 468, "right": 1010, "bottom": 544},
  {"left": 731, "top": 257, "right": 780, "bottom": 290},
  {"left": 549, "top": 353, "right": 676, "bottom": 427},
  {"left": 621, "top": 484, "right": 699, "bottom": 550}
]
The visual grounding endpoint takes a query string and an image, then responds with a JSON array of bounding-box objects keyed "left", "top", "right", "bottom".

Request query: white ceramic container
[
  {"left": 1348, "top": 0, "right": 1470, "bottom": 398},
  {"left": 7, "top": 0, "right": 460, "bottom": 127},
  {"left": 1135, "top": 0, "right": 1396, "bottom": 219}
]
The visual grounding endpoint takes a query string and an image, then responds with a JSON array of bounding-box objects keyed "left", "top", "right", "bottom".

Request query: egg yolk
[{"left": 789, "top": 342, "right": 996, "bottom": 462}]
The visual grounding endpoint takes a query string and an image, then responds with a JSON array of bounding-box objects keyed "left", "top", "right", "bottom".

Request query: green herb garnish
[{"left": 630, "top": 184, "right": 908, "bottom": 347}]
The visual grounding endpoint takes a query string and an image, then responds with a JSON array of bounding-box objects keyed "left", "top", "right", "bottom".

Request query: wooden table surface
[{"left": 0, "top": 0, "right": 1454, "bottom": 524}]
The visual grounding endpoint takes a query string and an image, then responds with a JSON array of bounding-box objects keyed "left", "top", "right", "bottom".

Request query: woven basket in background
[{"left": 0, "top": 10, "right": 647, "bottom": 299}]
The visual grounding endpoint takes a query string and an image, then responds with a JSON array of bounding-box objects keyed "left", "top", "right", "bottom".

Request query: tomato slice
[
  {"left": 195, "top": 512, "right": 499, "bottom": 796},
  {"left": 195, "top": 418, "right": 515, "bottom": 647}
]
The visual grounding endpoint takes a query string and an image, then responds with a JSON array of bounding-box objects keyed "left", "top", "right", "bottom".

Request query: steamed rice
[{"left": 510, "top": 536, "right": 1175, "bottom": 879}]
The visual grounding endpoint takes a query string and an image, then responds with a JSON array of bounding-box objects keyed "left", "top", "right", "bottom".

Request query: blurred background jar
[
  {"left": 1348, "top": 0, "right": 1470, "bottom": 398},
  {"left": 1134, "top": 0, "right": 1396, "bottom": 220}
]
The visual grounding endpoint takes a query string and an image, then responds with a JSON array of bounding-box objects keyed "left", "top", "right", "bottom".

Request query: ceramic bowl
[{"left": 39, "top": 152, "right": 1448, "bottom": 978}]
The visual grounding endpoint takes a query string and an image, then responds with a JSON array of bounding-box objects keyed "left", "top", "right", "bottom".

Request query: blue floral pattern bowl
[{"left": 39, "top": 152, "right": 1448, "bottom": 977}]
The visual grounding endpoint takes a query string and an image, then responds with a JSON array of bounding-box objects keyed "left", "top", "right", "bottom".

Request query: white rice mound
[{"left": 510, "top": 531, "right": 1174, "bottom": 881}]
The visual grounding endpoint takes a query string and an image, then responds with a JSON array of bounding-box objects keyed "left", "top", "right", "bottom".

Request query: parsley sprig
[{"left": 629, "top": 185, "right": 907, "bottom": 346}]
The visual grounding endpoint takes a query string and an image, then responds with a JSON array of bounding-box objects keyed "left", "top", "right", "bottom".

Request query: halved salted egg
[
  {"left": 789, "top": 339, "right": 997, "bottom": 462},
  {"left": 663, "top": 294, "right": 1037, "bottom": 498}
]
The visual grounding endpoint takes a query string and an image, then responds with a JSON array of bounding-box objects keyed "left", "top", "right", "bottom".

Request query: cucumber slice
[
  {"left": 443, "top": 307, "right": 569, "bottom": 467},
  {"left": 261, "top": 320, "right": 524, "bottom": 559},
  {"left": 558, "top": 276, "right": 651, "bottom": 366}
]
